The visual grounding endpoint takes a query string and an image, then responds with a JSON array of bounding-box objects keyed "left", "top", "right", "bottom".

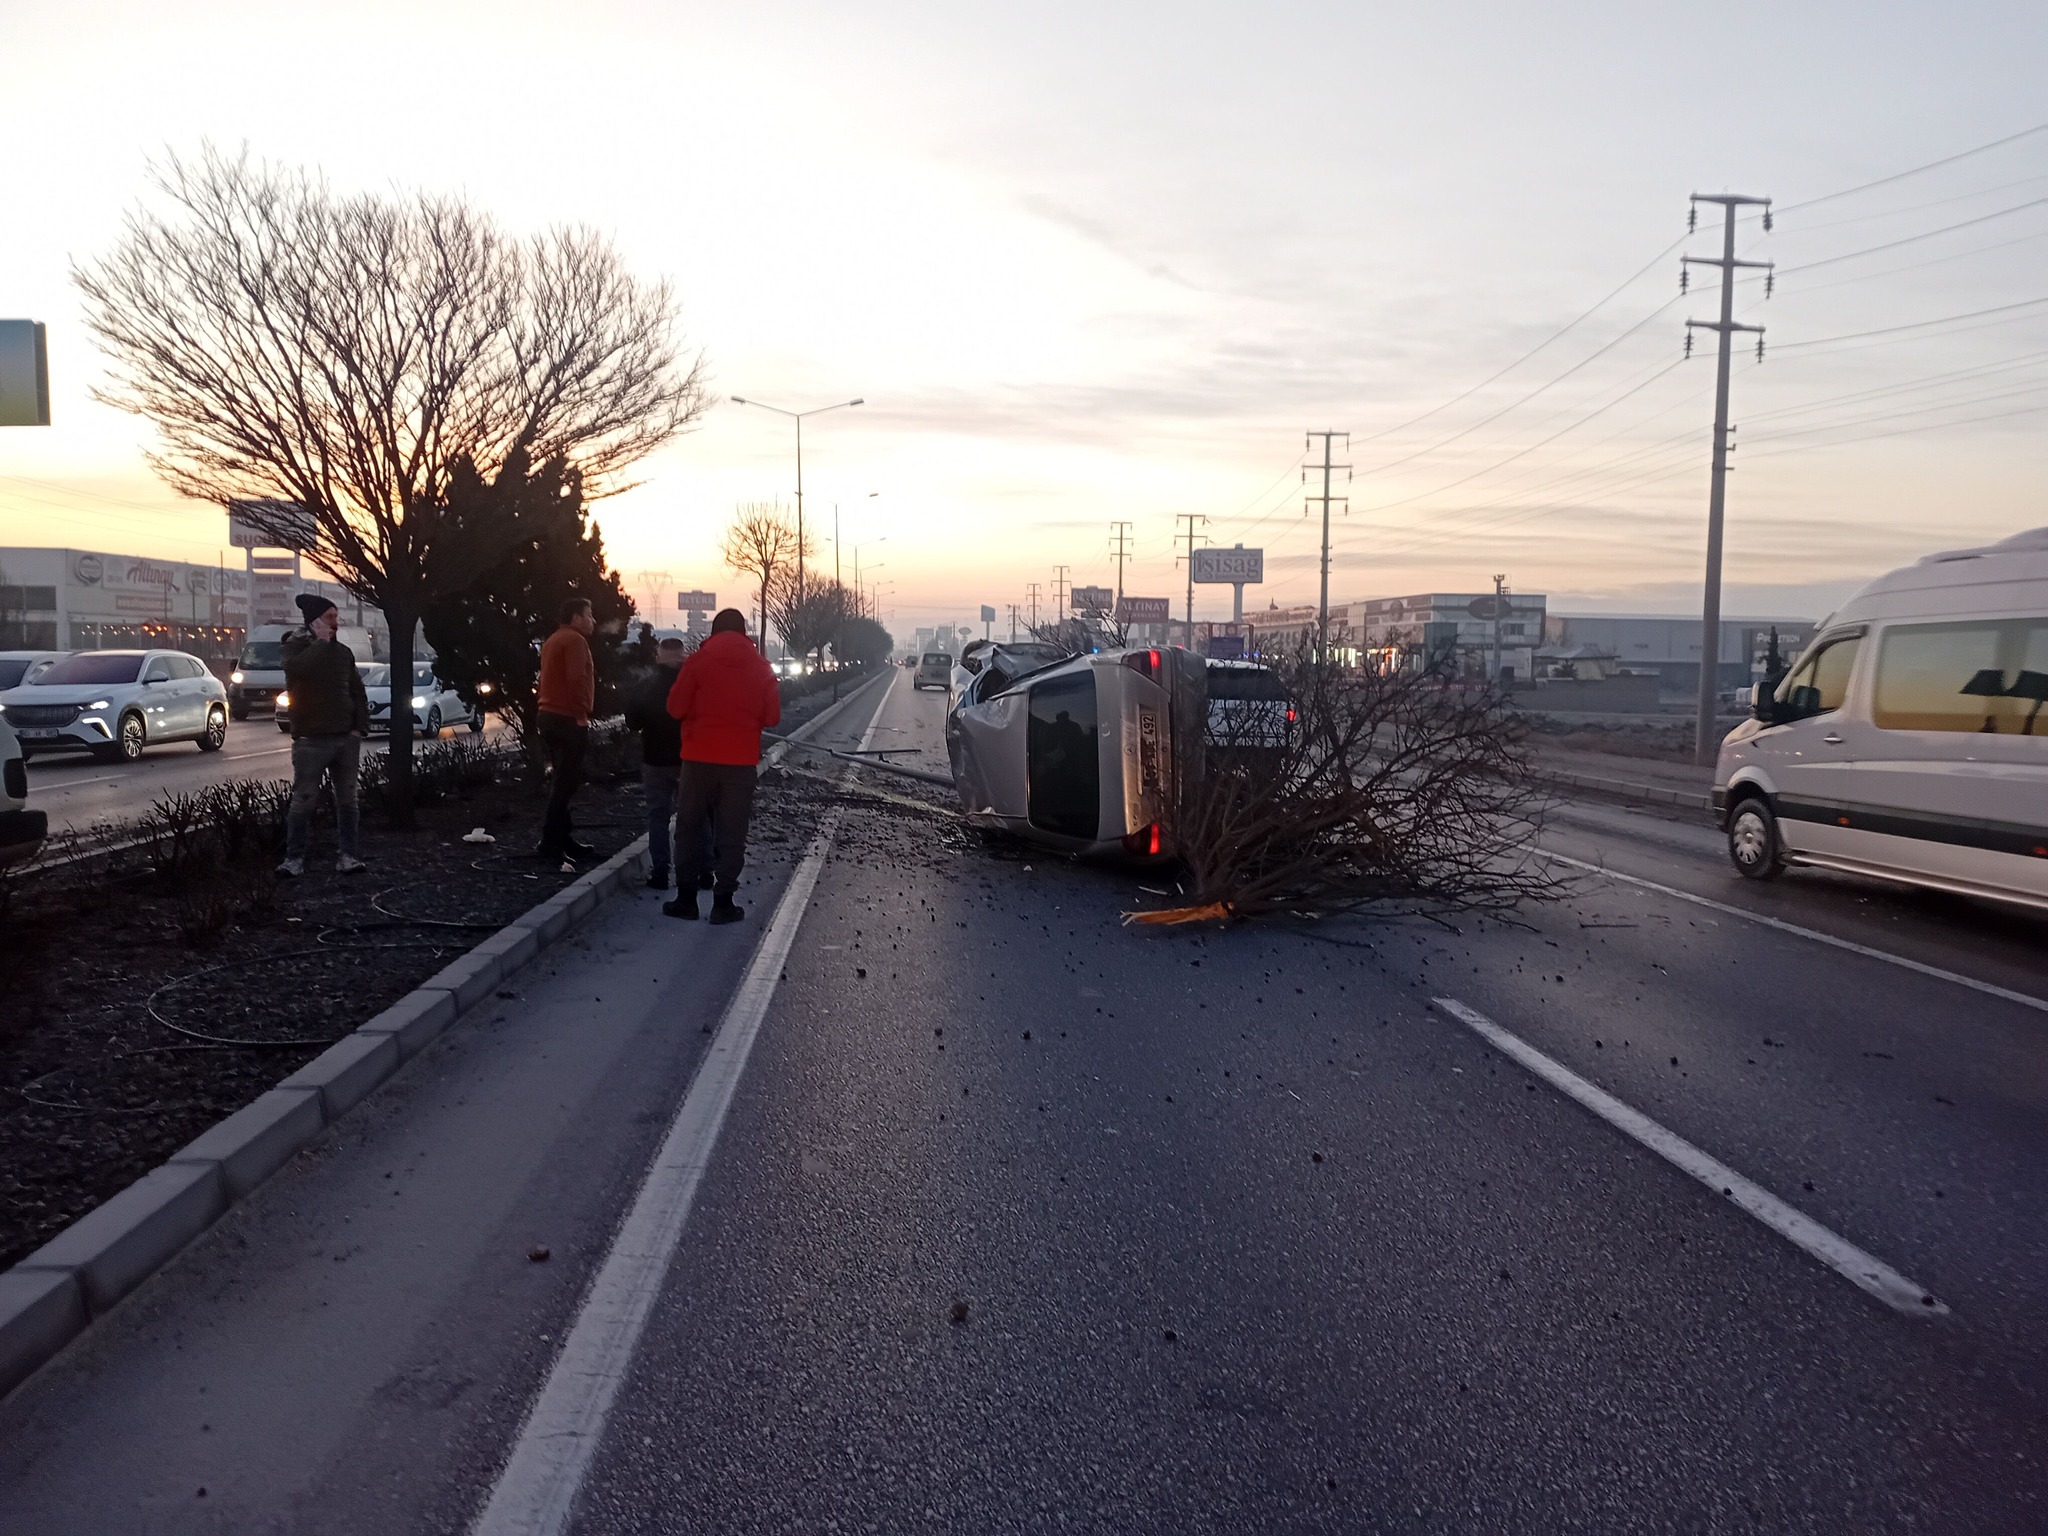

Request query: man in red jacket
[{"left": 663, "top": 609, "right": 782, "bottom": 923}]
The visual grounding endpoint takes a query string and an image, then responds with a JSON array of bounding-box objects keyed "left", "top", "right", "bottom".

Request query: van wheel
[{"left": 1727, "top": 797, "right": 1785, "bottom": 881}]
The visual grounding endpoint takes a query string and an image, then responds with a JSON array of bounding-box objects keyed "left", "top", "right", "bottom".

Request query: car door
[
  {"left": 172, "top": 655, "right": 213, "bottom": 735},
  {"left": 137, "top": 654, "right": 185, "bottom": 737},
  {"left": 1747, "top": 629, "right": 1866, "bottom": 859}
]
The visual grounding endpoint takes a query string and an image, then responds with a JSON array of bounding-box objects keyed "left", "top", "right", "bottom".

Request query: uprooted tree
[
  {"left": 75, "top": 144, "right": 707, "bottom": 822},
  {"left": 1148, "top": 654, "right": 1555, "bottom": 923}
]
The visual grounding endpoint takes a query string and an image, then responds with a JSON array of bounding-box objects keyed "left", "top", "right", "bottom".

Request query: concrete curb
[
  {"left": 1536, "top": 766, "right": 1713, "bottom": 813},
  {"left": 0, "top": 835, "right": 652, "bottom": 1400},
  {"left": 0, "top": 672, "right": 888, "bottom": 1402}
]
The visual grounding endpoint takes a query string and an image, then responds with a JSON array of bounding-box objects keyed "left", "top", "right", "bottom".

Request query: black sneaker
[
  {"left": 662, "top": 894, "right": 699, "bottom": 920},
  {"left": 708, "top": 894, "right": 743, "bottom": 925},
  {"left": 646, "top": 871, "right": 670, "bottom": 890}
]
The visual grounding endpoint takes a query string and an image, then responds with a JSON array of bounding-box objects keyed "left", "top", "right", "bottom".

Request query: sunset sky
[{"left": 2, "top": 0, "right": 2044, "bottom": 635}]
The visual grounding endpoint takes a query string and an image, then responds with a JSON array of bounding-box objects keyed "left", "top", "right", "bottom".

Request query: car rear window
[
  {"left": 34, "top": 652, "right": 143, "bottom": 686},
  {"left": 1027, "top": 670, "right": 1099, "bottom": 839},
  {"left": 1207, "top": 667, "right": 1288, "bottom": 701},
  {"left": 922, "top": 653, "right": 951, "bottom": 666}
]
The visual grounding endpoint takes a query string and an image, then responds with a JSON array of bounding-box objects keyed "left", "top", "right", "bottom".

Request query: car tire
[
  {"left": 468, "top": 709, "right": 485, "bottom": 734},
  {"left": 96, "top": 712, "right": 146, "bottom": 764},
  {"left": 426, "top": 706, "right": 442, "bottom": 738},
  {"left": 1726, "top": 795, "right": 1785, "bottom": 881},
  {"left": 197, "top": 706, "right": 227, "bottom": 751}
]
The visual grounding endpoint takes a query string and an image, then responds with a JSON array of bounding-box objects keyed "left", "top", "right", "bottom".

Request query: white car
[
  {"left": 1716, "top": 525, "right": 2047, "bottom": 911},
  {"left": 279, "top": 661, "right": 483, "bottom": 736},
  {"left": 0, "top": 714, "right": 47, "bottom": 867},
  {"left": 0, "top": 651, "right": 64, "bottom": 692},
  {"left": 0, "top": 649, "right": 228, "bottom": 762}
]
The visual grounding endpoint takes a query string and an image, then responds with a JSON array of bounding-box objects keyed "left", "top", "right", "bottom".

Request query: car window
[
  {"left": 0, "top": 659, "right": 41, "bottom": 690},
  {"left": 1874, "top": 618, "right": 2048, "bottom": 735},
  {"left": 37, "top": 652, "right": 143, "bottom": 686},
  {"left": 358, "top": 665, "right": 392, "bottom": 687},
  {"left": 1775, "top": 634, "right": 1860, "bottom": 721},
  {"left": 1207, "top": 666, "right": 1288, "bottom": 701},
  {"left": 414, "top": 665, "right": 436, "bottom": 687},
  {"left": 141, "top": 657, "right": 175, "bottom": 683},
  {"left": 172, "top": 655, "right": 206, "bottom": 680},
  {"left": 1026, "top": 671, "right": 1099, "bottom": 839}
]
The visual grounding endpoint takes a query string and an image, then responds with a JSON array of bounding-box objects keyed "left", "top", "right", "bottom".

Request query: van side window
[
  {"left": 1775, "top": 634, "right": 1860, "bottom": 722},
  {"left": 1875, "top": 619, "right": 2048, "bottom": 735}
]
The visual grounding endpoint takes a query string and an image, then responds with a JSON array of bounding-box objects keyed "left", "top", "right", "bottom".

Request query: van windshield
[
  {"left": 239, "top": 641, "right": 285, "bottom": 668},
  {"left": 1026, "top": 671, "right": 1099, "bottom": 839}
]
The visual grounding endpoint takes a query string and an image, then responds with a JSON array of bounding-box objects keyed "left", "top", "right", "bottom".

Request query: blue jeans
[
  {"left": 285, "top": 734, "right": 362, "bottom": 859},
  {"left": 643, "top": 764, "right": 712, "bottom": 878}
]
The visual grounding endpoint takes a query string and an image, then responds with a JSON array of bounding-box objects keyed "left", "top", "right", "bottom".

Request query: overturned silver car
[{"left": 945, "top": 645, "right": 1287, "bottom": 860}]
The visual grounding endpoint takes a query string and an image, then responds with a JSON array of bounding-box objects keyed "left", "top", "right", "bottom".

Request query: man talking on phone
[{"left": 278, "top": 592, "right": 371, "bottom": 877}]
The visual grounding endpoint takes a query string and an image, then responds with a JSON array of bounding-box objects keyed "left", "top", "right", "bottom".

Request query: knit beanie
[{"left": 295, "top": 593, "right": 338, "bottom": 625}]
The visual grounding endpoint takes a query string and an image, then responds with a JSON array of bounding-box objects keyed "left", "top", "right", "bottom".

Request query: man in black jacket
[
  {"left": 278, "top": 593, "right": 371, "bottom": 877},
  {"left": 624, "top": 637, "right": 705, "bottom": 890}
]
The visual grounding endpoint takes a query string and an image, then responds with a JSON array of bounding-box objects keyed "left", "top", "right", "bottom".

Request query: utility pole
[
  {"left": 1682, "top": 192, "right": 1772, "bottom": 766},
  {"left": 1051, "top": 564, "right": 1070, "bottom": 624},
  {"left": 1109, "top": 520, "right": 1134, "bottom": 611},
  {"left": 1007, "top": 603, "right": 1020, "bottom": 642},
  {"left": 1490, "top": 573, "right": 1508, "bottom": 686},
  {"left": 1025, "top": 581, "right": 1042, "bottom": 632},
  {"left": 1303, "top": 432, "right": 1350, "bottom": 664},
  {"left": 1175, "top": 513, "right": 1207, "bottom": 652}
]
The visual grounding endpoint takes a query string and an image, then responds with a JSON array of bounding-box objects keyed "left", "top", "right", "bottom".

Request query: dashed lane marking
[
  {"left": 471, "top": 680, "right": 892, "bottom": 1536},
  {"left": 1434, "top": 996, "right": 1949, "bottom": 1319},
  {"left": 1539, "top": 849, "right": 2048, "bottom": 1017}
]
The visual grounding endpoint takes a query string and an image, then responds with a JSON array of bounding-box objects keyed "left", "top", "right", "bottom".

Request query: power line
[
  {"left": 1775, "top": 123, "right": 2048, "bottom": 214},
  {"left": 1773, "top": 296, "right": 2048, "bottom": 350},
  {"left": 1774, "top": 196, "right": 2048, "bottom": 276},
  {"left": 1778, "top": 171, "right": 2048, "bottom": 234}
]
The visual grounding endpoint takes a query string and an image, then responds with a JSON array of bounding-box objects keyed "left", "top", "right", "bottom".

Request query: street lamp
[{"left": 730, "top": 395, "right": 864, "bottom": 607}]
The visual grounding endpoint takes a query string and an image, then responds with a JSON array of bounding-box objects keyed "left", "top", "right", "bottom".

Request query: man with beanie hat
[
  {"left": 279, "top": 592, "right": 371, "bottom": 877},
  {"left": 662, "top": 608, "right": 780, "bottom": 923}
]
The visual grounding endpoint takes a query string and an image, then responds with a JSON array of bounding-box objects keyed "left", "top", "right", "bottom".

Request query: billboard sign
[
  {"left": 228, "top": 499, "right": 317, "bottom": 551},
  {"left": 1190, "top": 546, "right": 1263, "bottom": 585},
  {"left": 980, "top": 604, "right": 997, "bottom": 623},
  {"left": 1071, "top": 585, "right": 1113, "bottom": 611},
  {"left": 1117, "top": 596, "right": 1171, "bottom": 624},
  {"left": 677, "top": 590, "right": 717, "bottom": 611},
  {"left": 1205, "top": 632, "right": 1245, "bottom": 660},
  {"left": 0, "top": 321, "right": 50, "bottom": 426}
]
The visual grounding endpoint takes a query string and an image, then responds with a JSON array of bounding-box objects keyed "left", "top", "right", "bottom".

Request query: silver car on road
[{"left": 0, "top": 649, "right": 229, "bottom": 762}]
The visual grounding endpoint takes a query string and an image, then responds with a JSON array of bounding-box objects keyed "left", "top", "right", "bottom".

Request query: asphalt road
[
  {"left": 21, "top": 714, "right": 502, "bottom": 836},
  {"left": 1, "top": 665, "right": 2043, "bottom": 1533}
]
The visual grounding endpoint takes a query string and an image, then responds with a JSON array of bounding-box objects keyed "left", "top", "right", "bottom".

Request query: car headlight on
[
  {"left": 477, "top": 681, "right": 493, "bottom": 695},
  {"left": 230, "top": 670, "right": 245, "bottom": 684},
  {"left": 276, "top": 691, "right": 290, "bottom": 708},
  {"left": 87, "top": 700, "right": 111, "bottom": 711},
  {"left": 411, "top": 695, "right": 427, "bottom": 708}
]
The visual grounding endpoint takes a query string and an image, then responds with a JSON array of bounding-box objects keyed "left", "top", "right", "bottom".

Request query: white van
[
  {"left": 231, "top": 622, "right": 374, "bottom": 718},
  {"left": 1715, "top": 526, "right": 2047, "bottom": 911}
]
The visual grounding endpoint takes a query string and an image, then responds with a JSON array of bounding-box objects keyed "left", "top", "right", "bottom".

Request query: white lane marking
[
  {"left": 1540, "top": 849, "right": 2048, "bottom": 1017},
  {"left": 472, "top": 687, "right": 890, "bottom": 1536},
  {"left": 1433, "top": 996, "right": 1949, "bottom": 1319}
]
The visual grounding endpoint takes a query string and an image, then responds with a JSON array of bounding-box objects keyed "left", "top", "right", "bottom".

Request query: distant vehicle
[
  {"left": 946, "top": 645, "right": 1208, "bottom": 860},
  {"left": 1716, "top": 526, "right": 2047, "bottom": 912},
  {"left": 0, "top": 714, "right": 47, "bottom": 867},
  {"left": 0, "top": 651, "right": 65, "bottom": 692},
  {"left": 914, "top": 651, "right": 954, "bottom": 691},
  {"left": 0, "top": 649, "right": 228, "bottom": 762},
  {"left": 279, "top": 661, "right": 482, "bottom": 737},
  {"left": 232, "top": 622, "right": 375, "bottom": 718},
  {"left": 1203, "top": 659, "right": 1293, "bottom": 761}
]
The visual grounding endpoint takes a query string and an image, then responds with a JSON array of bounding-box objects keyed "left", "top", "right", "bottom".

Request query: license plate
[{"left": 19, "top": 728, "right": 58, "bottom": 739}]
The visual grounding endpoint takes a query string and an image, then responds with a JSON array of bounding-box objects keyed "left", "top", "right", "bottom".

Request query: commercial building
[
  {"left": 1540, "top": 614, "right": 1817, "bottom": 693},
  {"left": 0, "top": 546, "right": 382, "bottom": 671},
  {"left": 1359, "top": 592, "right": 1548, "bottom": 681}
]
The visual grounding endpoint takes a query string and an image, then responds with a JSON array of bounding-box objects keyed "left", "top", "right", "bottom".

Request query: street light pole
[{"left": 730, "top": 394, "right": 864, "bottom": 614}]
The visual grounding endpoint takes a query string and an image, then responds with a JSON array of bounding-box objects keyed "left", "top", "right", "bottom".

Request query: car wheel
[
  {"left": 96, "top": 712, "right": 146, "bottom": 763},
  {"left": 468, "top": 708, "right": 485, "bottom": 734},
  {"left": 197, "top": 706, "right": 227, "bottom": 751},
  {"left": 426, "top": 707, "right": 442, "bottom": 738},
  {"left": 1726, "top": 796, "right": 1785, "bottom": 881}
]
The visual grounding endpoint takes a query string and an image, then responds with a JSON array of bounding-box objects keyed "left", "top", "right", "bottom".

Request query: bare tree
[
  {"left": 768, "top": 573, "right": 850, "bottom": 668},
  {"left": 721, "top": 502, "right": 807, "bottom": 649},
  {"left": 73, "top": 145, "right": 708, "bottom": 816}
]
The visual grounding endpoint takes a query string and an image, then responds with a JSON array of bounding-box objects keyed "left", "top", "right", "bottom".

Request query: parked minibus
[{"left": 1715, "top": 526, "right": 2047, "bottom": 911}]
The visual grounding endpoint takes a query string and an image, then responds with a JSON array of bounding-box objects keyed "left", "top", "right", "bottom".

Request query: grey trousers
[
  {"left": 285, "top": 734, "right": 362, "bottom": 859},
  {"left": 673, "top": 761, "right": 756, "bottom": 896}
]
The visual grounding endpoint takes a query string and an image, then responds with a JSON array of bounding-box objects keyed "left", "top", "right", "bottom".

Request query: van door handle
[{"left": 1822, "top": 732, "right": 1844, "bottom": 745}]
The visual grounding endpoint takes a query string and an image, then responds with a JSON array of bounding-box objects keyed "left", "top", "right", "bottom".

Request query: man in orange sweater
[
  {"left": 662, "top": 608, "right": 781, "bottom": 923},
  {"left": 536, "top": 597, "right": 597, "bottom": 862}
]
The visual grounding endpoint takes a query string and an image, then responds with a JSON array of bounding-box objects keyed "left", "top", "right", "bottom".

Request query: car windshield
[
  {"left": 34, "top": 653, "right": 143, "bottom": 686},
  {"left": 239, "top": 641, "right": 285, "bottom": 668},
  {"left": 0, "top": 658, "right": 46, "bottom": 690},
  {"left": 358, "top": 665, "right": 392, "bottom": 687}
]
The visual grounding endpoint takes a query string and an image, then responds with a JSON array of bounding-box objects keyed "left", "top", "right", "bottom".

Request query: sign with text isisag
[
  {"left": 980, "top": 604, "right": 997, "bottom": 623},
  {"left": 1116, "top": 596, "right": 1171, "bottom": 624},
  {"left": 228, "top": 498, "right": 317, "bottom": 551},
  {"left": 677, "top": 591, "right": 717, "bottom": 611},
  {"left": 1071, "top": 585, "right": 1114, "bottom": 611},
  {"left": 1190, "top": 546, "right": 1263, "bottom": 584},
  {"left": 0, "top": 320, "right": 51, "bottom": 426}
]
